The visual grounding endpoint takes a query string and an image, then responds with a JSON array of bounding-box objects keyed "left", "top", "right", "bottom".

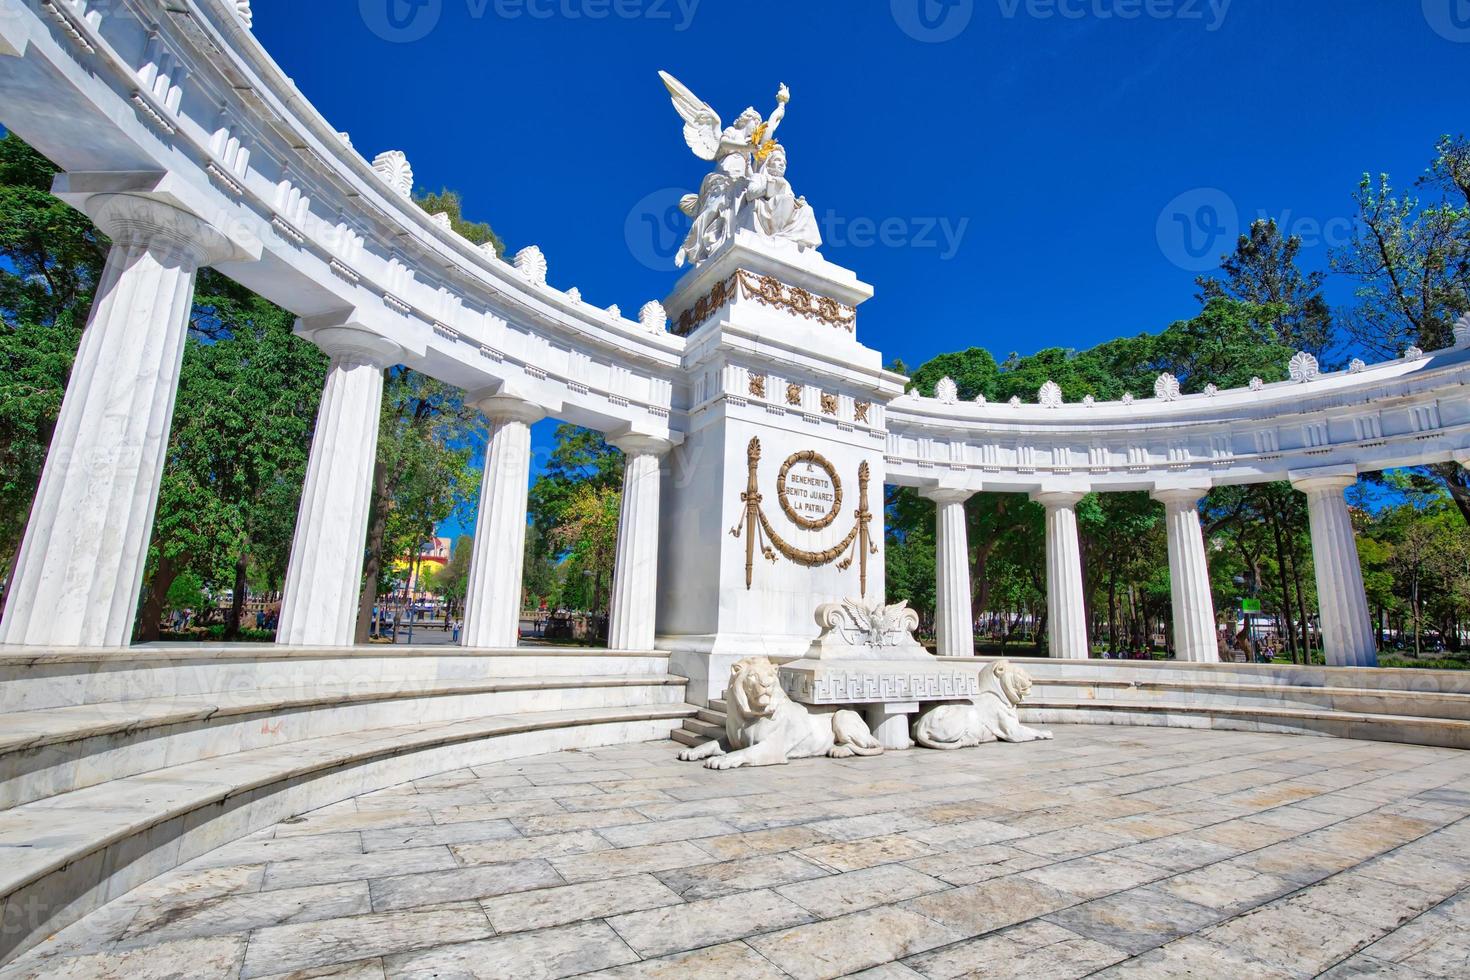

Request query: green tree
[
  {"left": 552, "top": 484, "right": 621, "bottom": 614},
  {"left": 416, "top": 189, "right": 506, "bottom": 256},
  {"left": 138, "top": 271, "right": 328, "bottom": 639},
  {"left": 356, "top": 370, "right": 481, "bottom": 642},
  {"left": 1197, "top": 219, "right": 1333, "bottom": 357},
  {"left": 0, "top": 133, "right": 107, "bottom": 594}
]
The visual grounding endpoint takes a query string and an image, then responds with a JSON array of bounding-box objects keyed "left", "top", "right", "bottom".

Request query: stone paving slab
[{"left": 6, "top": 725, "right": 1470, "bottom": 979}]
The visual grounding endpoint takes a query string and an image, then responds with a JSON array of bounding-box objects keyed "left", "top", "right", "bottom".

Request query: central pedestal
[
  {"left": 778, "top": 658, "right": 987, "bottom": 750},
  {"left": 656, "top": 231, "right": 906, "bottom": 703}
]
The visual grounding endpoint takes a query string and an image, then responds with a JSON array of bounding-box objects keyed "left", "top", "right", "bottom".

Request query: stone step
[
  {"left": 0, "top": 647, "right": 674, "bottom": 712},
  {"left": 955, "top": 655, "right": 1470, "bottom": 696},
  {"left": 671, "top": 727, "right": 705, "bottom": 748},
  {"left": 0, "top": 701, "right": 698, "bottom": 965},
  {"left": 1022, "top": 698, "right": 1470, "bottom": 750},
  {"left": 1028, "top": 677, "right": 1470, "bottom": 721},
  {"left": 695, "top": 707, "right": 725, "bottom": 726},
  {"left": 680, "top": 717, "right": 724, "bottom": 740},
  {"left": 0, "top": 675, "right": 687, "bottom": 809}
]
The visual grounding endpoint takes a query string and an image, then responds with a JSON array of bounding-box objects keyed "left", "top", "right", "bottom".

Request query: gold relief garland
[
  {"left": 675, "top": 269, "right": 858, "bottom": 335},
  {"left": 730, "top": 438, "right": 877, "bottom": 595}
]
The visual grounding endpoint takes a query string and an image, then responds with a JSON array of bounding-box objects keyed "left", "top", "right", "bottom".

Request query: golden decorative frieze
[
  {"left": 786, "top": 382, "right": 803, "bottom": 406},
  {"left": 674, "top": 269, "right": 858, "bottom": 336},
  {"left": 749, "top": 373, "right": 767, "bottom": 398},
  {"left": 854, "top": 401, "right": 871, "bottom": 423},
  {"left": 820, "top": 392, "right": 838, "bottom": 416}
]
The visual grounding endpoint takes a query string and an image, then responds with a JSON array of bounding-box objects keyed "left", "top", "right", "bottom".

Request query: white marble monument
[{"left": 652, "top": 74, "right": 908, "bottom": 703}]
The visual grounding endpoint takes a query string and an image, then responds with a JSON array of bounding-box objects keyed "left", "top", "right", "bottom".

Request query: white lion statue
[
  {"left": 677, "top": 656, "right": 883, "bottom": 770},
  {"left": 911, "top": 660, "right": 1053, "bottom": 749}
]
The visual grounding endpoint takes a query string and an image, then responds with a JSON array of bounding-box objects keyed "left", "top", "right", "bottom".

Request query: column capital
[
  {"left": 475, "top": 393, "right": 547, "bottom": 425},
  {"left": 1150, "top": 483, "right": 1211, "bottom": 508},
  {"left": 55, "top": 173, "right": 263, "bottom": 266},
  {"left": 1032, "top": 489, "right": 1087, "bottom": 509},
  {"left": 91, "top": 193, "right": 248, "bottom": 267},
  {"left": 296, "top": 312, "right": 403, "bottom": 368},
  {"left": 920, "top": 485, "right": 975, "bottom": 505},
  {"left": 1289, "top": 464, "right": 1358, "bottom": 494},
  {"left": 609, "top": 433, "right": 674, "bottom": 457}
]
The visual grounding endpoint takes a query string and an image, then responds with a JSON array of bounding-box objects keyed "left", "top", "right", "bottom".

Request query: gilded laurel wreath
[
  {"left": 776, "top": 450, "right": 843, "bottom": 531},
  {"left": 730, "top": 438, "right": 876, "bottom": 596}
]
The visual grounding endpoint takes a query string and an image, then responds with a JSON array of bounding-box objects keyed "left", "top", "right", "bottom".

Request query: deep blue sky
[{"left": 252, "top": 0, "right": 1467, "bottom": 370}]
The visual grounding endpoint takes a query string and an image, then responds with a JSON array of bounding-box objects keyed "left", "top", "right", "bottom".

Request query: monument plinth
[{"left": 650, "top": 75, "right": 906, "bottom": 704}]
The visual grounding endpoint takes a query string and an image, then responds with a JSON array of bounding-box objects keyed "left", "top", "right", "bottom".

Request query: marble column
[
  {"left": 276, "top": 324, "right": 401, "bottom": 647},
  {"left": 1291, "top": 468, "right": 1377, "bottom": 668},
  {"left": 921, "top": 488, "right": 976, "bottom": 658},
  {"left": 461, "top": 395, "right": 545, "bottom": 649},
  {"left": 1152, "top": 486, "right": 1220, "bottom": 663},
  {"left": 1033, "top": 490, "right": 1090, "bottom": 659},
  {"left": 608, "top": 435, "right": 672, "bottom": 651},
  {"left": 0, "top": 195, "right": 235, "bottom": 648}
]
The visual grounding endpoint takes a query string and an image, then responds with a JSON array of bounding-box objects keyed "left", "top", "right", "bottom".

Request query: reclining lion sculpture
[
  {"left": 912, "top": 660, "right": 1053, "bottom": 749},
  {"left": 677, "top": 656, "right": 883, "bottom": 769}
]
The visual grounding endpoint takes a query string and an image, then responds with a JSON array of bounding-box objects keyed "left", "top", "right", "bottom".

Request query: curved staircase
[
  {"left": 674, "top": 657, "right": 1470, "bottom": 751},
  {"left": 0, "top": 645, "right": 696, "bottom": 964}
]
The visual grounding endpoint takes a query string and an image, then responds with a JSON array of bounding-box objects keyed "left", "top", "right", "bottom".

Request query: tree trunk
[
  {"left": 1267, "top": 512, "right": 1300, "bottom": 663},
  {"left": 1284, "top": 539, "right": 1312, "bottom": 662},
  {"left": 355, "top": 459, "right": 394, "bottom": 644},
  {"left": 228, "top": 541, "right": 250, "bottom": 639},
  {"left": 1107, "top": 567, "right": 1118, "bottom": 656},
  {"left": 136, "top": 553, "right": 183, "bottom": 643}
]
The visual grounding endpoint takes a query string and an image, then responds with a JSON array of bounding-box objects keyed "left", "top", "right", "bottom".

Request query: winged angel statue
[{"left": 659, "top": 71, "right": 823, "bottom": 268}]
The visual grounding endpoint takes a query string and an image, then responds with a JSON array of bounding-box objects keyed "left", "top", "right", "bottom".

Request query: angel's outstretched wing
[{"left": 659, "top": 71, "right": 722, "bottom": 162}]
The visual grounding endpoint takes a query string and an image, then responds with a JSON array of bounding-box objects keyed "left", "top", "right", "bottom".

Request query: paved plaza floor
[{"left": 7, "top": 725, "right": 1470, "bottom": 979}]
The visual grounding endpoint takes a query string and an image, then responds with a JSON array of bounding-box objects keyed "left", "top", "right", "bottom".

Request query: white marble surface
[
  {"left": 462, "top": 396, "right": 544, "bottom": 649},
  {"left": 11, "top": 728, "right": 1470, "bottom": 979},
  {"left": 1152, "top": 485, "right": 1220, "bottom": 664},
  {"left": 922, "top": 489, "right": 976, "bottom": 659},
  {"left": 277, "top": 322, "right": 399, "bottom": 647},
  {"left": 608, "top": 437, "right": 671, "bottom": 651},
  {"left": 0, "top": 196, "right": 239, "bottom": 648},
  {"left": 1293, "top": 467, "right": 1379, "bottom": 668},
  {"left": 1033, "top": 491, "right": 1090, "bottom": 659}
]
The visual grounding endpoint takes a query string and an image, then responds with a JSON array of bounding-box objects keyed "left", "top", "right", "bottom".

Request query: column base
[{"left": 865, "top": 702, "right": 919, "bottom": 751}]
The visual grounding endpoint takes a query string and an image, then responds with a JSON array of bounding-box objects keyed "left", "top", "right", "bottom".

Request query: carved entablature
[{"left": 673, "top": 269, "right": 856, "bottom": 336}]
